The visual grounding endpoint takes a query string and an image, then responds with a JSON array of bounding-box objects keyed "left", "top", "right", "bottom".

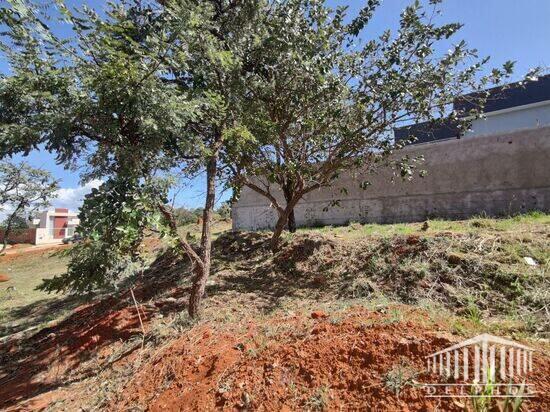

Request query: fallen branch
[{"left": 130, "top": 288, "right": 146, "bottom": 351}]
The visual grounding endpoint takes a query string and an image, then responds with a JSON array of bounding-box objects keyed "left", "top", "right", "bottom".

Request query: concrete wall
[
  {"left": 35, "top": 228, "right": 64, "bottom": 245},
  {"left": 232, "top": 126, "right": 550, "bottom": 230}
]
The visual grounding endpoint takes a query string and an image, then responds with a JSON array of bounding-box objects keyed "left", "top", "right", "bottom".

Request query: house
[
  {"left": 32, "top": 208, "right": 80, "bottom": 245},
  {"left": 394, "top": 74, "right": 550, "bottom": 144},
  {"left": 232, "top": 75, "right": 550, "bottom": 230}
]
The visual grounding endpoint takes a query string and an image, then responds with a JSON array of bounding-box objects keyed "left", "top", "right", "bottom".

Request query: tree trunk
[
  {"left": 282, "top": 184, "right": 297, "bottom": 233},
  {"left": 269, "top": 197, "right": 299, "bottom": 253},
  {"left": 287, "top": 209, "right": 296, "bottom": 233},
  {"left": 1, "top": 233, "right": 7, "bottom": 254},
  {"left": 270, "top": 213, "right": 287, "bottom": 253},
  {"left": 188, "top": 154, "right": 217, "bottom": 318},
  {"left": 1, "top": 208, "right": 20, "bottom": 254}
]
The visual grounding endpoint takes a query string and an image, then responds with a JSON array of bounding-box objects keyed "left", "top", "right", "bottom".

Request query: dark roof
[
  {"left": 454, "top": 74, "right": 550, "bottom": 114},
  {"left": 394, "top": 119, "right": 459, "bottom": 144}
]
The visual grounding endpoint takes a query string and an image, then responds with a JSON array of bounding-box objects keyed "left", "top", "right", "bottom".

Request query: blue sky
[{"left": 2, "top": 0, "right": 549, "bottom": 212}]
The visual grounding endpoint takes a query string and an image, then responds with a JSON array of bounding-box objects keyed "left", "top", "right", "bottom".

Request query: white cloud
[{"left": 51, "top": 179, "right": 103, "bottom": 212}]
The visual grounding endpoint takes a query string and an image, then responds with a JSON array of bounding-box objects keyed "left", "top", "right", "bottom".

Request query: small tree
[
  {"left": 225, "top": 0, "right": 516, "bottom": 251},
  {"left": 0, "top": 160, "right": 58, "bottom": 251},
  {"left": 173, "top": 207, "right": 201, "bottom": 226},
  {"left": 216, "top": 202, "right": 231, "bottom": 220}
]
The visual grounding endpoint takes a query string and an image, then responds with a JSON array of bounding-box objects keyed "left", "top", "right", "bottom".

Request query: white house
[{"left": 32, "top": 208, "right": 80, "bottom": 245}]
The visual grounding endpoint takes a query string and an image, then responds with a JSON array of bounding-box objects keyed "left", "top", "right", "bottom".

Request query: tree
[
  {"left": 41, "top": 176, "right": 167, "bottom": 293},
  {"left": 173, "top": 207, "right": 202, "bottom": 226},
  {"left": 215, "top": 202, "right": 231, "bottom": 220},
  {"left": 0, "top": 0, "right": 264, "bottom": 317},
  {"left": 0, "top": 160, "right": 58, "bottom": 252},
  {"left": 1, "top": 213, "right": 29, "bottom": 230},
  {"left": 224, "top": 0, "right": 516, "bottom": 251}
]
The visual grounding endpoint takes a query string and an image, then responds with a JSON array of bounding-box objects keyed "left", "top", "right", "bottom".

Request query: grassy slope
[
  {"left": 1, "top": 213, "right": 548, "bottom": 410},
  {"left": 0, "top": 219, "right": 233, "bottom": 337},
  {"left": 176, "top": 218, "right": 232, "bottom": 239},
  {"left": 295, "top": 211, "right": 550, "bottom": 240},
  {"left": 203, "top": 212, "right": 549, "bottom": 338},
  {"left": 0, "top": 213, "right": 547, "bottom": 339}
]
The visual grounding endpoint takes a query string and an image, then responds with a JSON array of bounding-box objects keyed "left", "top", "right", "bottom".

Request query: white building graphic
[{"left": 426, "top": 334, "right": 534, "bottom": 383}]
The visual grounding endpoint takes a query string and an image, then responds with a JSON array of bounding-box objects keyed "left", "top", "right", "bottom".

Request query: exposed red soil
[
  {"left": 113, "top": 308, "right": 550, "bottom": 411},
  {"left": 2, "top": 297, "right": 549, "bottom": 411},
  {"left": 0, "top": 244, "right": 69, "bottom": 264},
  {"left": 0, "top": 259, "right": 194, "bottom": 410},
  {"left": 1, "top": 235, "right": 549, "bottom": 411},
  {"left": 0, "top": 295, "right": 148, "bottom": 409},
  {"left": 0, "top": 273, "right": 10, "bottom": 282}
]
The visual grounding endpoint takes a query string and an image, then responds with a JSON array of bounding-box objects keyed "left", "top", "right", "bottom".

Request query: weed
[
  {"left": 217, "top": 379, "right": 232, "bottom": 395},
  {"left": 349, "top": 277, "right": 375, "bottom": 298},
  {"left": 305, "top": 385, "right": 329, "bottom": 411},
  {"left": 170, "top": 312, "right": 197, "bottom": 334},
  {"left": 453, "top": 372, "right": 526, "bottom": 412},
  {"left": 347, "top": 221, "right": 362, "bottom": 231},
  {"left": 464, "top": 298, "right": 483, "bottom": 325},
  {"left": 329, "top": 314, "right": 343, "bottom": 325},
  {"left": 383, "top": 360, "right": 418, "bottom": 397},
  {"left": 246, "top": 333, "right": 269, "bottom": 358},
  {"left": 451, "top": 320, "right": 467, "bottom": 336},
  {"left": 383, "top": 307, "right": 404, "bottom": 324}
]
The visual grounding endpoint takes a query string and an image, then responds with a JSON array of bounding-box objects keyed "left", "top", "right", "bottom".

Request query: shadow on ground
[
  {"left": 0, "top": 249, "right": 193, "bottom": 409},
  {"left": 0, "top": 294, "right": 85, "bottom": 338}
]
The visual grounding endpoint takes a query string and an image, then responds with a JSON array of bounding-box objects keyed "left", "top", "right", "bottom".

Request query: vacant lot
[{"left": 0, "top": 213, "right": 548, "bottom": 410}]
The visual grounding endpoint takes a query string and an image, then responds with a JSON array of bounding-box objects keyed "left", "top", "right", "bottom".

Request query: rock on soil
[
  {"left": 311, "top": 310, "right": 328, "bottom": 319},
  {"left": 0, "top": 273, "right": 10, "bottom": 282}
]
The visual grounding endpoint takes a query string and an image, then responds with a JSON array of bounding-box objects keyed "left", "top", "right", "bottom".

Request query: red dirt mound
[
  {"left": 112, "top": 308, "right": 550, "bottom": 411},
  {"left": 0, "top": 293, "right": 152, "bottom": 410},
  {"left": 0, "top": 273, "right": 10, "bottom": 282},
  {"left": 0, "top": 249, "right": 191, "bottom": 410}
]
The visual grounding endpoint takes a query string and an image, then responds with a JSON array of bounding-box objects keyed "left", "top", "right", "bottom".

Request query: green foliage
[
  {"left": 224, "top": 0, "right": 518, "bottom": 248},
  {"left": 39, "top": 177, "right": 168, "bottom": 293},
  {"left": 1, "top": 213, "right": 28, "bottom": 230},
  {"left": 457, "top": 374, "right": 526, "bottom": 412},
  {"left": 216, "top": 202, "right": 231, "bottom": 220},
  {"left": 0, "top": 0, "right": 203, "bottom": 175},
  {"left": 173, "top": 207, "right": 203, "bottom": 226},
  {"left": 0, "top": 160, "right": 59, "bottom": 211},
  {"left": 0, "top": 1, "right": 531, "bottom": 295},
  {"left": 384, "top": 360, "right": 418, "bottom": 397},
  {"left": 0, "top": 0, "right": 263, "bottom": 297}
]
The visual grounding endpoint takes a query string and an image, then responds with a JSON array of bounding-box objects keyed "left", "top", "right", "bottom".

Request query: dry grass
[{"left": 1, "top": 213, "right": 548, "bottom": 340}]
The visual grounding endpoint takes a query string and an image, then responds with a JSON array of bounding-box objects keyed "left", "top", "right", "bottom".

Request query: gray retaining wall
[{"left": 232, "top": 126, "right": 550, "bottom": 230}]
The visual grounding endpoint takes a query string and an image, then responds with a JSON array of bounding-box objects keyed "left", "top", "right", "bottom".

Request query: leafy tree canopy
[
  {"left": 1, "top": 213, "right": 29, "bottom": 230},
  {"left": 0, "top": 0, "right": 266, "bottom": 316},
  {"left": 221, "top": 0, "right": 519, "bottom": 250}
]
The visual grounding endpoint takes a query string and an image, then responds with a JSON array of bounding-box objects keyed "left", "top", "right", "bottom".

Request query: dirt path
[{"left": 1, "top": 243, "right": 65, "bottom": 256}]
